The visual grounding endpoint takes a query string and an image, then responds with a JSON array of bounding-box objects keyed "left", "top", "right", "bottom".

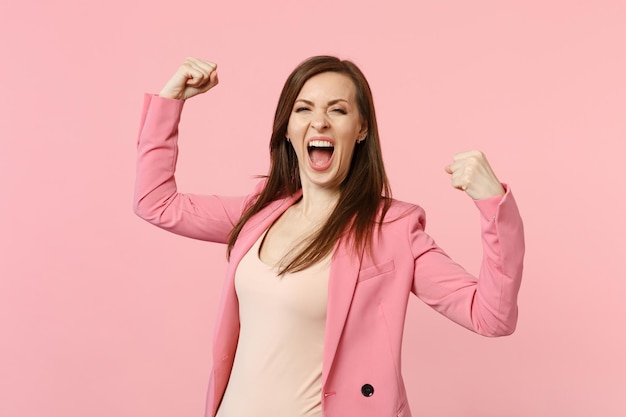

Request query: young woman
[{"left": 134, "top": 56, "right": 524, "bottom": 417}]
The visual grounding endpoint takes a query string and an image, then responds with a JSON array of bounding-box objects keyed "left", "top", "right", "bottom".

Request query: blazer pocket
[{"left": 357, "top": 259, "right": 395, "bottom": 283}]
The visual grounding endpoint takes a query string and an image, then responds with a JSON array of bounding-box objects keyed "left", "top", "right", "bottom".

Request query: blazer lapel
[
  {"left": 211, "top": 191, "right": 303, "bottom": 399},
  {"left": 215, "top": 190, "right": 303, "bottom": 358},
  {"left": 322, "top": 237, "right": 364, "bottom": 387}
]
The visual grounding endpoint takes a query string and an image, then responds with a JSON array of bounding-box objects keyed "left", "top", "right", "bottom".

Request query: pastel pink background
[{"left": 1, "top": 1, "right": 624, "bottom": 416}]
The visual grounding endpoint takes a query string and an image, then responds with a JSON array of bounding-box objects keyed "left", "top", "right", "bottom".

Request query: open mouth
[{"left": 307, "top": 139, "right": 335, "bottom": 167}]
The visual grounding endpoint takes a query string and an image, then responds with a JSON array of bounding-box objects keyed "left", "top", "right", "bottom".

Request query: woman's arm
[
  {"left": 410, "top": 188, "right": 524, "bottom": 336},
  {"left": 133, "top": 58, "right": 251, "bottom": 243},
  {"left": 411, "top": 152, "right": 524, "bottom": 336}
]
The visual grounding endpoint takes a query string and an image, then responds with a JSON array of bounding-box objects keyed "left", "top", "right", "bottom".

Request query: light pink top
[{"left": 216, "top": 231, "right": 330, "bottom": 417}]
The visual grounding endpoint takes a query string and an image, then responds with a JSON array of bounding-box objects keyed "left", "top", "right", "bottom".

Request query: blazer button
[{"left": 361, "top": 384, "right": 374, "bottom": 397}]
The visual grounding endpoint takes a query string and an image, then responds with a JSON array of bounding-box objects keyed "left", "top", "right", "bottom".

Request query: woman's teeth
[{"left": 308, "top": 140, "right": 334, "bottom": 148}]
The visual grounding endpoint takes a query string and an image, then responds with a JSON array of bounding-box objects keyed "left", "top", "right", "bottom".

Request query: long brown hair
[{"left": 227, "top": 55, "right": 392, "bottom": 273}]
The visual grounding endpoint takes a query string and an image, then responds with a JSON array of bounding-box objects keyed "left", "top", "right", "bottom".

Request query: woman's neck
[{"left": 294, "top": 182, "right": 340, "bottom": 223}]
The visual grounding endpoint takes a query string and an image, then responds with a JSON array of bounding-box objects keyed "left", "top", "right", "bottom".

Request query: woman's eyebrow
[{"left": 294, "top": 98, "right": 350, "bottom": 105}]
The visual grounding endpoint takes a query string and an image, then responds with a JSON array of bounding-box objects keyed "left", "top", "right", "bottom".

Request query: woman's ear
[{"left": 358, "top": 124, "right": 368, "bottom": 143}]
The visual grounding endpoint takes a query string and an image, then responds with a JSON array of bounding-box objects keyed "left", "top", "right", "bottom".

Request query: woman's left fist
[{"left": 445, "top": 150, "right": 505, "bottom": 200}]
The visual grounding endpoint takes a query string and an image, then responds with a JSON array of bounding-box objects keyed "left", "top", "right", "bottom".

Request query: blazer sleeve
[
  {"left": 133, "top": 93, "right": 255, "bottom": 243},
  {"left": 410, "top": 186, "right": 525, "bottom": 336}
]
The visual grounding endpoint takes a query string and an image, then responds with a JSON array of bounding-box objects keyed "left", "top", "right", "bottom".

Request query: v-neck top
[{"left": 215, "top": 230, "right": 331, "bottom": 417}]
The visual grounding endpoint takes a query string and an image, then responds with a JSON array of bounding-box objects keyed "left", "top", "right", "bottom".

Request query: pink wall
[{"left": 1, "top": 1, "right": 624, "bottom": 416}]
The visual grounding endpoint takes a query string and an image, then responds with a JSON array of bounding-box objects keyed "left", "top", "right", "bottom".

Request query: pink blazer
[{"left": 134, "top": 94, "right": 525, "bottom": 417}]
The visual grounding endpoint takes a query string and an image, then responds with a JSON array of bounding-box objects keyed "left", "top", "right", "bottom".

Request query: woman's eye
[
  {"left": 332, "top": 108, "right": 347, "bottom": 114},
  {"left": 295, "top": 107, "right": 310, "bottom": 113}
]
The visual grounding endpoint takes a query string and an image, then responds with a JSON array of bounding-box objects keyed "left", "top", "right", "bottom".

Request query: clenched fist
[
  {"left": 159, "top": 57, "right": 219, "bottom": 100},
  {"left": 445, "top": 150, "right": 505, "bottom": 200}
]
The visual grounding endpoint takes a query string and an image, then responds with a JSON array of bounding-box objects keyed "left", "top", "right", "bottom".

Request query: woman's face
[{"left": 286, "top": 71, "right": 367, "bottom": 193}]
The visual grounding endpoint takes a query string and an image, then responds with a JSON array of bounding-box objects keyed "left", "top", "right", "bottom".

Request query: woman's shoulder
[
  {"left": 380, "top": 198, "right": 427, "bottom": 227},
  {"left": 386, "top": 198, "right": 425, "bottom": 216}
]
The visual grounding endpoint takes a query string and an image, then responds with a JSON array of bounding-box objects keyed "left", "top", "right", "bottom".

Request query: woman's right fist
[{"left": 159, "top": 57, "right": 219, "bottom": 100}]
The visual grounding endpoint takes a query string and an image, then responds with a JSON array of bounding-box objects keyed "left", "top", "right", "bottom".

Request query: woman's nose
[{"left": 311, "top": 112, "right": 329, "bottom": 131}]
